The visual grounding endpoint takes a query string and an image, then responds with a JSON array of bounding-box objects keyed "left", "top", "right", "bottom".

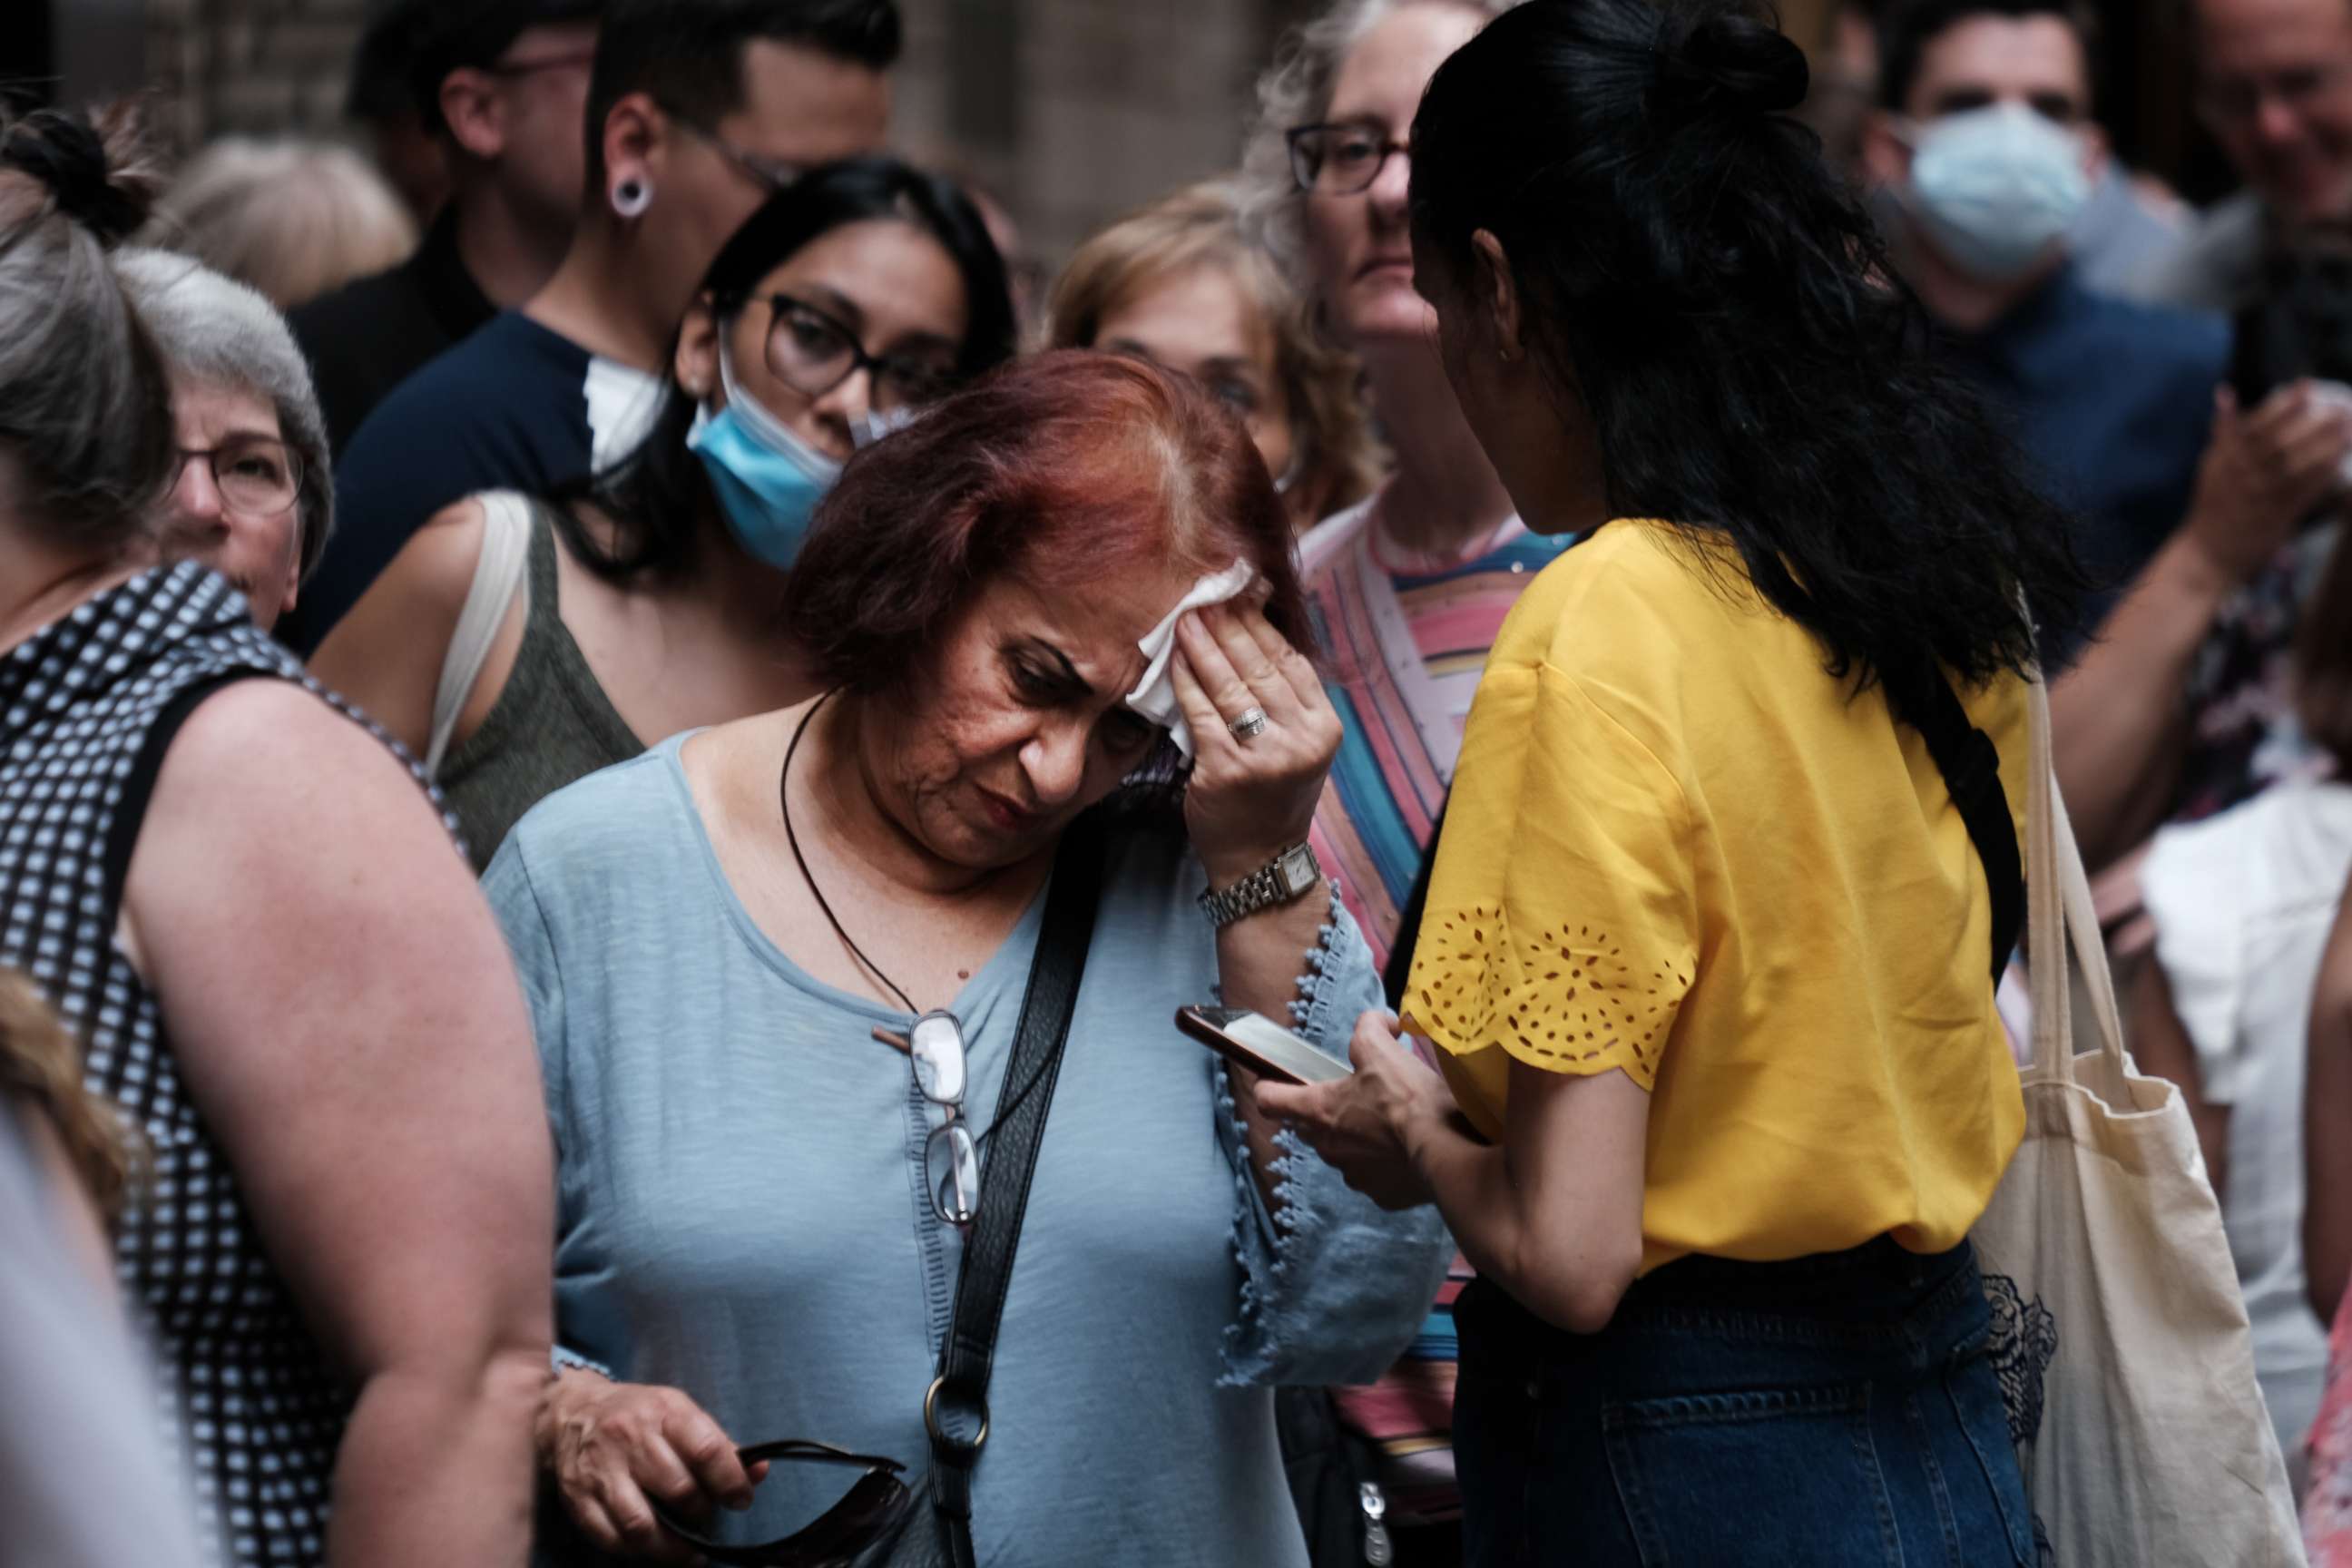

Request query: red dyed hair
[{"left": 787, "top": 349, "right": 1312, "bottom": 695}]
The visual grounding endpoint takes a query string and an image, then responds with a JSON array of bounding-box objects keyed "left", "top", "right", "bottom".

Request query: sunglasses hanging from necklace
[{"left": 779, "top": 691, "right": 1059, "bottom": 1229}]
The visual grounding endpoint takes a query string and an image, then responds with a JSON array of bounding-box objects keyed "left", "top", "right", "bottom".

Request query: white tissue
[{"left": 1124, "top": 559, "right": 1260, "bottom": 760}]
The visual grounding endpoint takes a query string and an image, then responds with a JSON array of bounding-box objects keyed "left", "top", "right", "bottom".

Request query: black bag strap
[
  {"left": 1908, "top": 671, "right": 2025, "bottom": 981},
  {"left": 1381, "top": 802, "right": 1446, "bottom": 1013},
  {"left": 924, "top": 809, "right": 1107, "bottom": 1568}
]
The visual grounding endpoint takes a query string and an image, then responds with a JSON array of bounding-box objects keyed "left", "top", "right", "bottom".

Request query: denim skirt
[{"left": 1452, "top": 1237, "right": 2035, "bottom": 1567}]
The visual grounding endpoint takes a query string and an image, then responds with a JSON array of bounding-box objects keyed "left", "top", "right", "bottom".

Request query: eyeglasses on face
[
  {"left": 1287, "top": 120, "right": 1409, "bottom": 196},
  {"left": 761, "top": 294, "right": 962, "bottom": 415},
  {"left": 648, "top": 1439, "right": 913, "bottom": 1567},
  {"left": 485, "top": 48, "right": 596, "bottom": 80},
  {"left": 2195, "top": 61, "right": 2352, "bottom": 131},
  {"left": 176, "top": 436, "right": 301, "bottom": 518},
  {"left": 664, "top": 109, "right": 805, "bottom": 196}
]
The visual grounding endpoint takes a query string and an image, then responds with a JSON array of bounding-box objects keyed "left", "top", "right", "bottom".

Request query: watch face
[{"left": 1277, "top": 844, "right": 1318, "bottom": 895}]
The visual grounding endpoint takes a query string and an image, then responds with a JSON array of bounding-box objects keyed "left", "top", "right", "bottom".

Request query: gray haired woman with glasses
[
  {"left": 314, "top": 157, "right": 1016, "bottom": 872},
  {"left": 115, "top": 247, "right": 333, "bottom": 635}
]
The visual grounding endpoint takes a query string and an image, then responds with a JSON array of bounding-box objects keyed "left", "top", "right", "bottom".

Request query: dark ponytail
[{"left": 1409, "top": 0, "right": 2086, "bottom": 708}]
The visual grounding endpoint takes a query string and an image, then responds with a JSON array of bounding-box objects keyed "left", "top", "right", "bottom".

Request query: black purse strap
[
  {"left": 1907, "top": 671, "right": 2025, "bottom": 981},
  {"left": 923, "top": 810, "right": 1107, "bottom": 1568},
  {"left": 1382, "top": 802, "right": 1446, "bottom": 1013}
]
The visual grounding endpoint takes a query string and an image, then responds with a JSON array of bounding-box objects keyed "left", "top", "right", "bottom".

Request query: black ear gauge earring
[{"left": 612, "top": 177, "right": 652, "bottom": 219}]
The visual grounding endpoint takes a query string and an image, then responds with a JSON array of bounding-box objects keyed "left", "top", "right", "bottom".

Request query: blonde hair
[
  {"left": 1049, "top": 179, "right": 1383, "bottom": 529},
  {"left": 0, "top": 971, "right": 135, "bottom": 1220},
  {"left": 147, "top": 137, "right": 417, "bottom": 313}
]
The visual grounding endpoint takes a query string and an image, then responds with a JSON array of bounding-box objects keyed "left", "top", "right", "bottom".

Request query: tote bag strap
[
  {"left": 2023, "top": 668, "right": 2127, "bottom": 1083},
  {"left": 424, "top": 491, "right": 533, "bottom": 776}
]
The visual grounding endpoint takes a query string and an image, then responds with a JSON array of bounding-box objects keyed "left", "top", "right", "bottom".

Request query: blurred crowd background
[{"left": 0, "top": 0, "right": 2243, "bottom": 279}]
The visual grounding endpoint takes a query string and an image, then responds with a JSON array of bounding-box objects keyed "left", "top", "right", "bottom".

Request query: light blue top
[{"left": 484, "top": 736, "right": 1452, "bottom": 1564}]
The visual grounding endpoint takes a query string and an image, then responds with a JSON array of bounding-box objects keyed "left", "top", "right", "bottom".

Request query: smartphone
[
  {"left": 1174, "top": 1005, "right": 1353, "bottom": 1085},
  {"left": 2231, "top": 240, "right": 2352, "bottom": 407}
]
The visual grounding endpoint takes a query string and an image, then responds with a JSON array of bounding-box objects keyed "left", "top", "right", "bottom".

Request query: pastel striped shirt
[
  {"left": 1303, "top": 495, "right": 1574, "bottom": 975},
  {"left": 1298, "top": 491, "right": 1574, "bottom": 1523}
]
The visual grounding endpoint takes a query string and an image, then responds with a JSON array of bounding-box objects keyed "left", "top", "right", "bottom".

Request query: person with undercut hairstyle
[{"left": 300, "top": 0, "right": 900, "bottom": 654}]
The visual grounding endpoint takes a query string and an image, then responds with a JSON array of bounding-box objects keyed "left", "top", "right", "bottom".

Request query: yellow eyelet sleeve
[
  {"left": 1396, "top": 522, "right": 2028, "bottom": 1270},
  {"left": 1404, "top": 657, "right": 1699, "bottom": 1134}
]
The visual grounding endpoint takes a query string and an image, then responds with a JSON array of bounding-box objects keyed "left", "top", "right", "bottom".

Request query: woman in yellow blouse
[{"left": 1257, "top": 3, "right": 2088, "bottom": 1564}]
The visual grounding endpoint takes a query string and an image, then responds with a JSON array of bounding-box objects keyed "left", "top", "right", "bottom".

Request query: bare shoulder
[
  {"left": 152, "top": 678, "right": 436, "bottom": 833},
  {"left": 376, "top": 496, "right": 495, "bottom": 612},
  {"left": 308, "top": 496, "right": 507, "bottom": 748}
]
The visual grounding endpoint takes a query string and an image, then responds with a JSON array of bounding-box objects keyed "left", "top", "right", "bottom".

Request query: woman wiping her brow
[{"left": 487, "top": 350, "right": 1450, "bottom": 1565}]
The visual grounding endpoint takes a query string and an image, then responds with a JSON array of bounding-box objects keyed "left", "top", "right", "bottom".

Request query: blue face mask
[
  {"left": 1903, "top": 103, "right": 2090, "bottom": 283},
  {"left": 686, "top": 342, "right": 844, "bottom": 571}
]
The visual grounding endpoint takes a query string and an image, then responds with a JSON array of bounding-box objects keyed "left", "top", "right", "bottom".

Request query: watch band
[{"left": 1200, "top": 842, "right": 1322, "bottom": 928}]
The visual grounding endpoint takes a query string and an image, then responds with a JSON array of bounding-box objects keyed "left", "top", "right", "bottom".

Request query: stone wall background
[{"left": 61, "top": 0, "right": 1340, "bottom": 269}]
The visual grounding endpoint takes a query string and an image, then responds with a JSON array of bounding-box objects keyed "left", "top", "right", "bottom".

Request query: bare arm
[
  {"left": 2305, "top": 885, "right": 2352, "bottom": 1326},
  {"left": 2047, "top": 540, "right": 2219, "bottom": 867},
  {"left": 2053, "top": 385, "right": 2351, "bottom": 869},
  {"left": 1259, "top": 1014, "right": 1649, "bottom": 1333},
  {"left": 2128, "top": 957, "right": 2230, "bottom": 1203},
  {"left": 1412, "top": 1056, "right": 1647, "bottom": 1332},
  {"left": 309, "top": 499, "right": 514, "bottom": 761},
  {"left": 122, "top": 680, "right": 555, "bottom": 1568}
]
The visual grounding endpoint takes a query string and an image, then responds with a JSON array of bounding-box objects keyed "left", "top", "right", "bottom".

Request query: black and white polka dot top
[{"left": 1, "top": 563, "right": 459, "bottom": 1567}]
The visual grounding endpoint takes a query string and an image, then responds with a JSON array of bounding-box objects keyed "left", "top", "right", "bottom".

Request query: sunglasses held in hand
[{"left": 648, "top": 1440, "right": 914, "bottom": 1567}]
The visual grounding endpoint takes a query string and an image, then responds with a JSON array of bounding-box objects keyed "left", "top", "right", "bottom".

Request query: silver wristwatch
[{"left": 1200, "top": 842, "right": 1323, "bottom": 928}]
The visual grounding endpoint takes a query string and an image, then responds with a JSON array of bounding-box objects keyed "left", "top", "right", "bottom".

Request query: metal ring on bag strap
[{"left": 924, "top": 1375, "right": 989, "bottom": 1458}]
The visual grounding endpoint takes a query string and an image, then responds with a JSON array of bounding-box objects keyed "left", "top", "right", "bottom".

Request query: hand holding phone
[{"left": 1174, "top": 1005, "right": 1353, "bottom": 1085}]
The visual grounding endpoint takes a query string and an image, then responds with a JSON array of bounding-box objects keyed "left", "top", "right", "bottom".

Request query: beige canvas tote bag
[{"left": 1969, "top": 668, "right": 2305, "bottom": 1565}]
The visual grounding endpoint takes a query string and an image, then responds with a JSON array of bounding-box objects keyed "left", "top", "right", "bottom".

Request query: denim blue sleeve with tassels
[{"left": 1212, "top": 888, "right": 1455, "bottom": 1389}]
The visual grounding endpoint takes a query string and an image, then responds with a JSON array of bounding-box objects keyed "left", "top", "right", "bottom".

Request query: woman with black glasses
[{"left": 314, "top": 156, "right": 1016, "bottom": 870}]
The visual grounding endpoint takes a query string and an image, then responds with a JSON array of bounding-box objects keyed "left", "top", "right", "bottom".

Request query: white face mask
[{"left": 1901, "top": 103, "right": 2091, "bottom": 283}]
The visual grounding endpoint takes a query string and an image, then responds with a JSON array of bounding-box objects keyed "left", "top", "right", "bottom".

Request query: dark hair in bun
[
  {"left": 0, "top": 103, "right": 163, "bottom": 247},
  {"left": 1406, "top": 0, "right": 2084, "bottom": 713},
  {"left": 0, "top": 101, "right": 177, "bottom": 551},
  {"left": 1654, "top": 5, "right": 1810, "bottom": 122}
]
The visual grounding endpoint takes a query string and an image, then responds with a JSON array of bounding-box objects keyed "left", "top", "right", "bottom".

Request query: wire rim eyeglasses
[
  {"left": 656, "top": 105, "right": 805, "bottom": 196},
  {"left": 901, "top": 1011, "right": 981, "bottom": 1228}
]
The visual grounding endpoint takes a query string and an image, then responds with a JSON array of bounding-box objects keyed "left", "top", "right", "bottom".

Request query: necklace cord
[
  {"left": 777, "top": 691, "right": 1061, "bottom": 1152},
  {"left": 781, "top": 689, "right": 921, "bottom": 1018}
]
